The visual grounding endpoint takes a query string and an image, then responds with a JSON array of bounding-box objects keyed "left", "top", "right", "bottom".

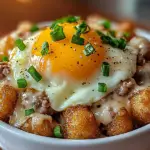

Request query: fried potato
[
  {"left": 20, "top": 113, "right": 53, "bottom": 137},
  {"left": 130, "top": 88, "right": 150, "bottom": 124},
  {"left": 0, "top": 36, "right": 14, "bottom": 61},
  {"left": 106, "top": 108, "right": 133, "bottom": 136},
  {"left": 0, "top": 85, "right": 17, "bottom": 120},
  {"left": 63, "top": 105, "right": 100, "bottom": 139}
]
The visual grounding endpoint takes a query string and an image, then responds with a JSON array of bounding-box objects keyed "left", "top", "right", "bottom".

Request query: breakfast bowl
[
  {"left": 0, "top": 121, "right": 150, "bottom": 150},
  {"left": 0, "top": 12, "right": 150, "bottom": 150}
]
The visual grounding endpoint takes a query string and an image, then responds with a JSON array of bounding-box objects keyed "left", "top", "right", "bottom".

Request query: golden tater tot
[
  {"left": 20, "top": 113, "right": 53, "bottom": 137},
  {"left": 0, "top": 36, "right": 14, "bottom": 61},
  {"left": 130, "top": 88, "right": 150, "bottom": 124},
  {"left": 106, "top": 108, "right": 133, "bottom": 136},
  {"left": 0, "top": 85, "right": 17, "bottom": 120},
  {"left": 63, "top": 105, "right": 100, "bottom": 139}
]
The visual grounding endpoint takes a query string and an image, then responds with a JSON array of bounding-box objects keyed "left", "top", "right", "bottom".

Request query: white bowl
[
  {"left": 0, "top": 25, "right": 150, "bottom": 150},
  {"left": 0, "top": 121, "right": 150, "bottom": 150}
]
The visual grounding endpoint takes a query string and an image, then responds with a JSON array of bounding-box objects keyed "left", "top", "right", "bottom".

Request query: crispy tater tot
[
  {"left": 63, "top": 105, "right": 100, "bottom": 139},
  {"left": 0, "top": 85, "right": 17, "bottom": 120},
  {"left": 106, "top": 108, "right": 133, "bottom": 136},
  {"left": 20, "top": 113, "right": 53, "bottom": 137},
  {"left": 130, "top": 88, "right": 150, "bottom": 125}
]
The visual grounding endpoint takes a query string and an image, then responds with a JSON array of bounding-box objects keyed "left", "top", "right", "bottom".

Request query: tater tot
[
  {"left": 20, "top": 113, "right": 53, "bottom": 137},
  {"left": 0, "top": 85, "right": 17, "bottom": 120},
  {"left": 130, "top": 88, "right": 150, "bottom": 124},
  {"left": 106, "top": 108, "right": 133, "bottom": 136},
  {"left": 63, "top": 105, "right": 100, "bottom": 139}
]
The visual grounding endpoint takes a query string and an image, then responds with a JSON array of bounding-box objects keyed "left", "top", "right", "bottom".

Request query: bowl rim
[{"left": 0, "top": 121, "right": 150, "bottom": 146}]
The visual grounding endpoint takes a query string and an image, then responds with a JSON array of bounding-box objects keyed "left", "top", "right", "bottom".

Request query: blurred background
[{"left": 0, "top": 0, "right": 150, "bottom": 36}]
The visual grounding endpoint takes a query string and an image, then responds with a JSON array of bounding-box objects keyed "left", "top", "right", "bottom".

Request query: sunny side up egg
[{"left": 9, "top": 21, "right": 138, "bottom": 111}]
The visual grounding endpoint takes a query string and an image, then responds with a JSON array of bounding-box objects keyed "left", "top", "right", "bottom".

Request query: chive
[
  {"left": 108, "top": 30, "right": 116, "bottom": 37},
  {"left": 25, "top": 108, "right": 35, "bottom": 116},
  {"left": 75, "top": 21, "right": 90, "bottom": 34},
  {"left": 30, "top": 25, "right": 39, "bottom": 33},
  {"left": 98, "top": 83, "right": 107, "bottom": 92},
  {"left": 17, "top": 78, "right": 27, "bottom": 88},
  {"left": 118, "top": 38, "right": 127, "bottom": 49},
  {"left": 101, "top": 35, "right": 119, "bottom": 48},
  {"left": 41, "top": 41, "right": 49, "bottom": 56},
  {"left": 50, "top": 16, "right": 80, "bottom": 29},
  {"left": 101, "top": 62, "right": 110, "bottom": 76},
  {"left": 50, "top": 25, "right": 66, "bottom": 41},
  {"left": 28, "top": 66, "right": 42, "bottom": 82},
  {"left": 66, "top": 16, "right": 80, "bottom": 23},
  {"left": 2, "top": 56, "right": 8, "bottom": 62},
  {"left": 83, "top": 43, "right": 95, "bottom": 56},
  {"left": 98, "top": 32, "right": 126, "bottom": 50},
  {"left": 71, "top": 34, "right": 84, "bottom": 45},
  {"left": 15, "top": 39, "right": 26, "bottom": 51},
  {"left": 123, "top": 32, "right": 131, "bottom": 38},
  {"left": 53, "top": 125, "right": 63, "bottom": 138},
  {"left": 96, "top": 30, "right": 105, "bottom": 36},
  {"left": 102, "top": 20, "right": 111, "bottom": 29}
]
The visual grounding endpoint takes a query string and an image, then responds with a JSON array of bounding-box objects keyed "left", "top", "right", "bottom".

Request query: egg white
[{"left": 9, "top": 32, "right": 138, "bottom": 111}]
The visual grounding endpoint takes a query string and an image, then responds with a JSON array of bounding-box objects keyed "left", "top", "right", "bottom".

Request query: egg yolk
[{"left": 32, "top": 22, "right": 105, "bottom": 80}]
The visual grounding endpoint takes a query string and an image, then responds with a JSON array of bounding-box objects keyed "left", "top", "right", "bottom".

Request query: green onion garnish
[
  {"left": 30, "top": 25, "right": 39, "bottom": 33},
  {"left": 98, "top": 83, "right": 107, "bottom": 92},
  {"left": 28, "top": 66, "right": 42, "bottom": 82},
  {"left": 2, "top": 56, "right": 8, "bottom": 62},
  {"left": 83, "top": 43, "right": 95, "bottom": 56},
  {"left": 118, "top": 38, "right": 127, "bottom": 49},
  {"left": 25, "top": 108, "right": 35, "bottom": 116},
  {"left": 15, "top": 39, "right": 26, "bottom": 51},
  {"left": 123, "top": 32, "right": 131, "bottom": 38},
  {"left": 53, "top": 125, "right": 63, "bottom": 138},
  {"left": 75, "top": 21, "right": 90, "bottom": 34},
  {"left": 71, "top": 34, "right": 84, "bottom": 45},
  {"left": 101, "top": 62, "right": 110, "bottom": 76},
  {"left": 50, "top": 25, "right": 66, "bottom": 41},
  {"left": 96, "top": 30, "right": 105, "bottom": 36},
  {"left": 17, "top": 78, "right": 27, "bottom": 88},
  {"left": 41, "top": 41, "right": 49, "bottom": 56},
  {"left": 102, "top": 20, "right": 111, "bottom": 29},
  {"left": 50, "top": 16, "right": 80, "bottom": 29},
  {"left": 97, "top": 32, "right": 126, "bottom": 50},
  {"left": 108, "top": 30, "right": 116, "bottom": 37}
]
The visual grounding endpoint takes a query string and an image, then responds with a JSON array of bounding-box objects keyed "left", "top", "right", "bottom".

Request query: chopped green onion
[
  {"left": 15, "top": 39, "right": 26, "bottom": 51},
  {"left": 2, "top": 56, "right": 8, "bottom": 62},
  {"left": 50, "top": 16, "right": 80, "bottom": 29},
  {"left": 101, "top": 62, "right": 110, "bottom": 77},
  {"left": 66, "top": 16, "right": 80, "bottom": 23},
  {"left": 25, "top": 108, "right": 35, "bottom": 116},
  {"left": 17, "top": 78, "right": 27, "bottom": 88},
  {"left": 123, "top": 32, "right": 131, "bottom": 38},
  {"left": 41, "top": 41, "right": 49, "bottom": 56},
  {"left": 98, "top": 83, "right": 107, "bottom": 92},
  {"left": 96, "top": 30, "right": 105, "bottom": 36},
  {"left": 118, "top": 38, "right": 127, "bottom": 49},
  {"left": 53, "top": 125, "right": 63, "bottom": 138},
  {"left": 50, "top": 25, "right": 66, "bottom": 41},
  {"left": 101, "top": 35, "right": 119, "bottom": 48},
  {"left": 75, "top": 21, "right": 90, "bottom": 34},
  {"left": 83, "top": 43, "right": 95, "bottom": 56},
  {"left": 28, "top": 66, "right": 42, "bottom": 82},
  {"left": 108, "top": 30, "right": 116, "bottom": 37},
  {"left": 102, "top": 20, "right": 111, "bottom": 29},
  {"left": 71, "top": 34, "right": 84, "bottom": 45},
  {"left": 30, "top": 25, "right": 39, "bottom": 33},
  {"left": 98, "top": 32, "right": 126, "bottom": 50}
]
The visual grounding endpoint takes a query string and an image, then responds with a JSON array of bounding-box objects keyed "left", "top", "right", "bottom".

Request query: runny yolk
[{"left": 32, "top": 22, "right": 105, "bottom": 80}]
